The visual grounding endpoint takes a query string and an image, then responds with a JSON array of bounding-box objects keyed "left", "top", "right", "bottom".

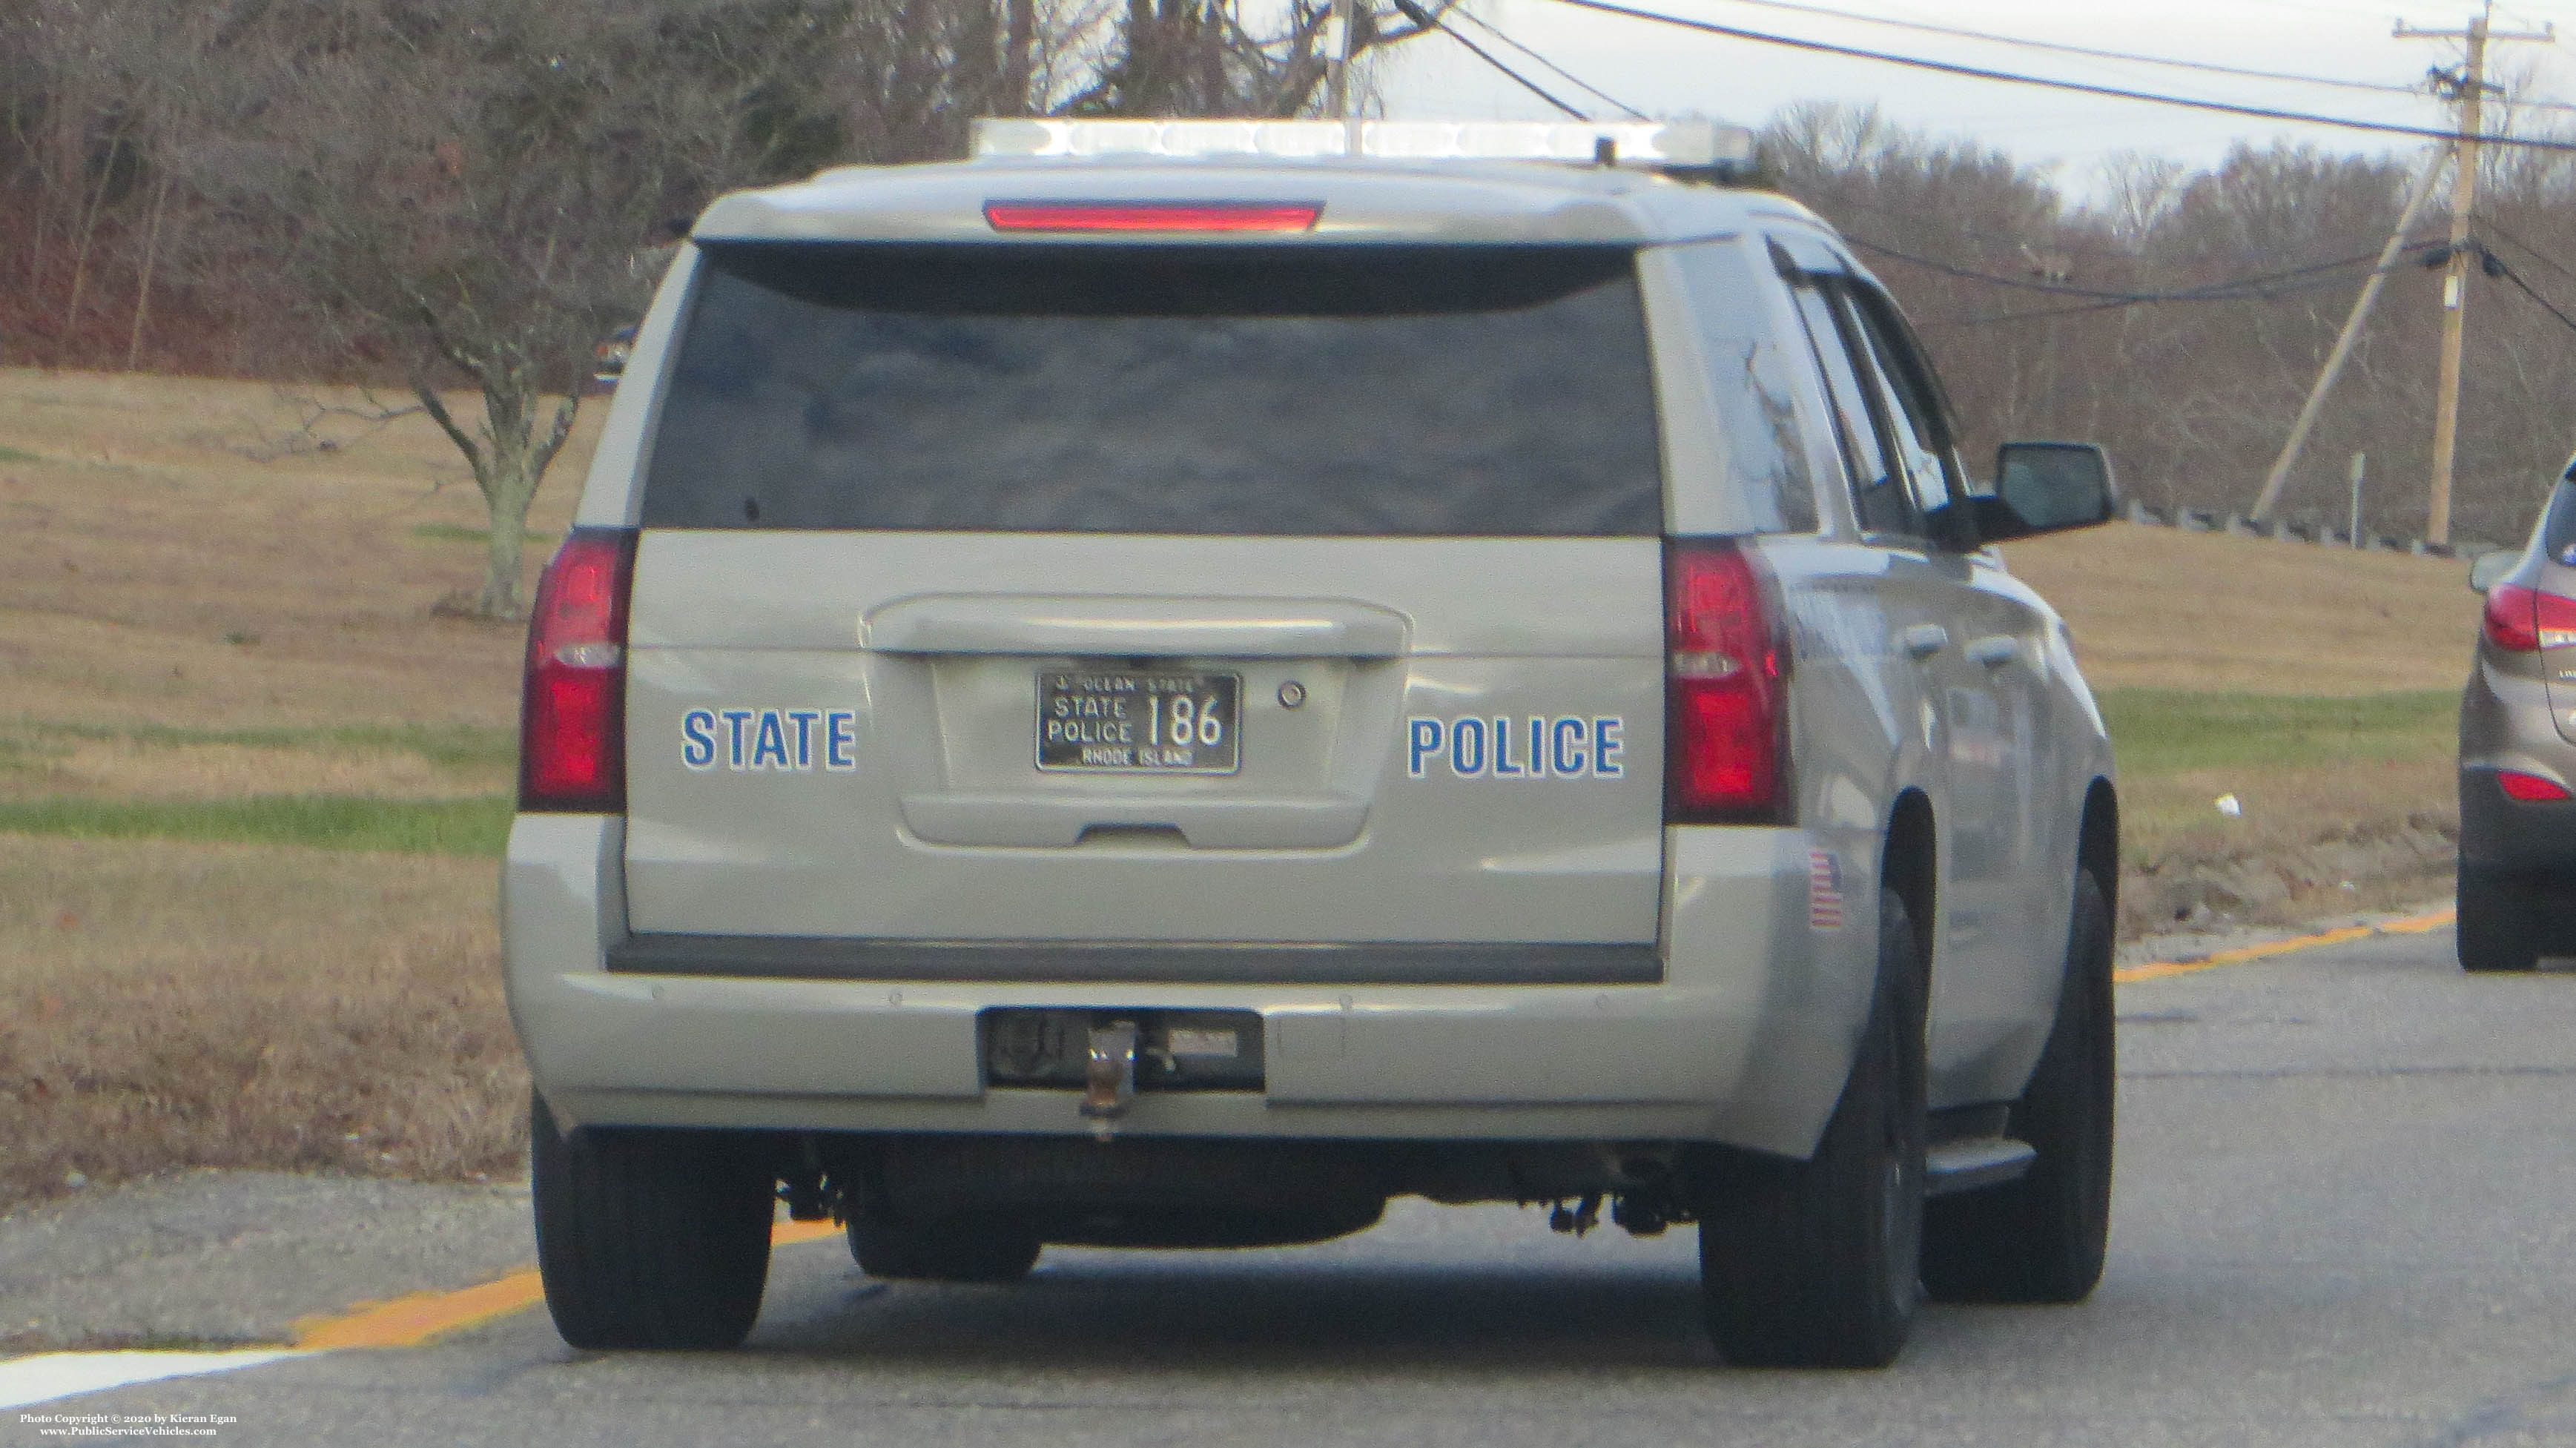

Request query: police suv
[{"left": 505, "top": 118, "right": 2122, "bottom": 1368}]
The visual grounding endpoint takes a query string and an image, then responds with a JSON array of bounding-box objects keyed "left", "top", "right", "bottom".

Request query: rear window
[
  {"left": 2546, "top": 478, "right": 2576, "bottom": 565},
  {"left": 640, "top": 242, "right": 1663, "bottom": 535}
]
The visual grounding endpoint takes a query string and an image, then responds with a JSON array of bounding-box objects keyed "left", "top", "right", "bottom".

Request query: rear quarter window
[
  {"left": 640, "top": 242, "right": 1665, "bottom": 537},
  {"left": 1665, "top": 239, "right": 1819, "bottom": 535}
]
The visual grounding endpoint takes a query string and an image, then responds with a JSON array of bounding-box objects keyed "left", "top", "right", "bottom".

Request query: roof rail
[{"left": 969, "top": 118, "right": 1756, "bottom": 178}]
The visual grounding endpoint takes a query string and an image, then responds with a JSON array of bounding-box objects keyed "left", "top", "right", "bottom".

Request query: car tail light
[
  {"left": 520, "top": 528, "right": 637, "bottom": 813},
  {"left": 2483, "top": 581, "right": 2576, "bottom": 652},
  {"left": 2500, "top": 770, "right": 2573, "bottom": 802},
  {"left": 982, "top": 201, "right": 1322, "bottom": 233},
  {"left": 1665, "top": 539, "right": 1790, "bottom": 824}
]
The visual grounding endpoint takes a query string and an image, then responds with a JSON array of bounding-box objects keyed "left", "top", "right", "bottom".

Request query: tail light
[
  {"left": 1665, "top": 539, "right": 1790, "bottom": 824},
  {"left": 2482, "top": 581, "right": 2576, "bottom": 652},
  {"left": 520, "top": 528, "right": 637, "bottom": 813},
  {"left": 2499, "top": 770, "right": 2573, "bottom": 803},
  {"left": 983, "top": 201, "right": 1321, "bottom": 233}
]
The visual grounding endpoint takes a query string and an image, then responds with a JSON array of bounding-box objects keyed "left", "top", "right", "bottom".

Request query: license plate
[{"left": 1037, "top": 669, "right": 1241, "bottom": 774}]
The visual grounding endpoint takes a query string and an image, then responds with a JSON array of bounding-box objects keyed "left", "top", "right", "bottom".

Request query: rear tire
[
  {"left": 530, "top": 1093, "right": 775, "bottom": 1350},
  {"left": 1694, "top": 887, "right": 1926, "bottom": 1369},
  {"left": 2458, "top": 867, "right": 2544, "bottom": 973},
  {"left": 846, "top": 1208, "right": 1042, "bottom": 1284},
  {"left": 1921, "top": 870, "right": 2114, "bottom": 1304}
]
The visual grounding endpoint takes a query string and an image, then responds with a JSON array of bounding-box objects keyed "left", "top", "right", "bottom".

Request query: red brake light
[
  {"left": 2484, "top": 582, "right": 2576, "bottom": 652},
  {"left": 1666, "top": 540, "right": 1789, "bottom": 824},
  {"left": 520, "top": 528, "right": 636, "bottom": 813},
  {"left": 2500, "top": 770, "right": 2573, "bottom": 802},
  {"left": 2485, "top": 583, "right": 2540, "bottom": 652},
  {"left": 982, "top": 201, "right": 1321, "bottom": 233}
]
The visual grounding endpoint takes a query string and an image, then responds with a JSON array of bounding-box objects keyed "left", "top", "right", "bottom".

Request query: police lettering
[{"left": 1406, "top": 715, "right": 1624, "bottom": 780}]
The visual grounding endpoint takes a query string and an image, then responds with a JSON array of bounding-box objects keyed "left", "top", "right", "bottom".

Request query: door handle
[
  {"left": 1966, "top": 635, "right": 2019, "bottom": 669},
  {"left": 1900, "top": 623, "right": 1950, "bottom": 660}
]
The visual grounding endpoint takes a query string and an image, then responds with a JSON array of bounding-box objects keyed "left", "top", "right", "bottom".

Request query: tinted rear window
[{"left": 640, "top": 243, "right": 1663, "bottom": 535}]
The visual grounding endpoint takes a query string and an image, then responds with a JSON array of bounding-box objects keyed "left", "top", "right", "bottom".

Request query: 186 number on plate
[{"left": 1037, "top": 670, "right": 1241, "bottom": 774}]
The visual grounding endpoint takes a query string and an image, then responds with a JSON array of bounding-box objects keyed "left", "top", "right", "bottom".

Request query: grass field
[
  {"left": 0, "top": 368, "right": 2488, "bottom": 1210},
  {"left": 0, "top": 368, "right": 575, "bottom": 1209},
  {"left": 2004, "top": 523, "right": 2474, "bottom": 925}
]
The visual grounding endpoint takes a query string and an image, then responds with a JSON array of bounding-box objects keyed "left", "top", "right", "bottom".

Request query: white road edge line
[{"left": 0, "top": 1349, "right": 314, "bottom": 1412}]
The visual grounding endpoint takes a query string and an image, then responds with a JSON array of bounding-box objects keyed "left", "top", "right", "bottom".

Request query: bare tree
[
  {"left": 1066, "top": 0, "right": 1450, "bottom": 119},
  {"left": 157, "top": 0, "right": 848, "bottom": 618}
]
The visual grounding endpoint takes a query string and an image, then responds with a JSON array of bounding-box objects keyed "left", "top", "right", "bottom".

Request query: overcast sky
[{"left": 1377, "top": 0, "right": 2576, "bottom": 191}]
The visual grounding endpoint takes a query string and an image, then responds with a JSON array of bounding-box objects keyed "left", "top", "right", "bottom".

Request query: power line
[
  {"left": 2500, "top": 266, "right": 2576, "bottom": 333},
  {"left": 1446, "top": 7, "right": 1650, "bottom": 119},
  {"left": 1695, "top": 0, "right": 2520, "bottom": 103},
  {"left": 1916, "top": 242, "right": 2448, "bottom": 328},
  {"left": 1389, "top": 0, "right": 1591, "bottom": 118},
  {"left": 2480, "top": 216, "right": 2576, "bottom": 281},
  {"left": 2486, "top": 248, "right": 2576, "bottom": 335},
  {"left": 1543, "top": 0, "right": 2576, "bottom": 152},
  {"left": 1849, "top": 234, "right": 2427, "bottom": 303}
]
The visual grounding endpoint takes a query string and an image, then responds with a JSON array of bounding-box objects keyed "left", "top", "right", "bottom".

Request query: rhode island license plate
[{"left": 1037, "top": 669, "right": 1241, "bottom": 774}]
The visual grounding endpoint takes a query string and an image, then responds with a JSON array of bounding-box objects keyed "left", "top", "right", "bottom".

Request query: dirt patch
[
  {"left": 2122, "top": 813, "right": 2457, "bottom": 939},
  {"left": 0, "top": 833, "right": 524, "bottom": 1214}
]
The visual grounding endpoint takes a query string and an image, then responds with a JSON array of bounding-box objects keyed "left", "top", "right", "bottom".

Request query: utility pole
[
  {"left": 2250, "top": 145, "right": 2448, "bottom": 521},
  {"left": 2397, "top": 4, "right": 2554, "bottom": 544},
  {"left": 1327, "top": 0, "right": 1360, "bottom": 137}
]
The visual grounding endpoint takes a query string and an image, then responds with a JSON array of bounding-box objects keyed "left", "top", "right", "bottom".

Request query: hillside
[{"left": 2003, "top": 520, "right": 2481, "bottom": 696}]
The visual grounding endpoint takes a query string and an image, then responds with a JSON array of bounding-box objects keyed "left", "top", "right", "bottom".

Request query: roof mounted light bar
[{"left": 970, "top": 118, "right": 1754, "bottom": 173}]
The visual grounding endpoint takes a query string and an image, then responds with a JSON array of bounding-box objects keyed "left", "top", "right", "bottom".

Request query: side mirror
[
  {"left": 1976, "top": 442, "right": 2117, "bottom": 544},
  {"left": 2469, "top": 549, "right": 2520, "bottom": 594}
]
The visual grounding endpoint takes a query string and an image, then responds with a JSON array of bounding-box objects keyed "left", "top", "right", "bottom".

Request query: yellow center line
[
  {"left": 2113, "top": 908, "right": 2455, "bottom": 985},
  {"left": 288, "top": 1217, "right": 843, "bottom": 1351}
]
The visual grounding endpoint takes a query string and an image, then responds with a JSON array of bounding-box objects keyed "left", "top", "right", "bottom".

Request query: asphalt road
[{"left": 16, "top": 924, "right": 2576, "bottom": 1447}]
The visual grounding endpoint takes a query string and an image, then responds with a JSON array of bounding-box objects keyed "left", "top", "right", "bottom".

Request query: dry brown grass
[
  {"left": 5, "top": 738, "right": 506, "bottom": 801},
  {"left": 0, "top": 833, "right": 526, "bottom": 1209},
  {"left": 0, "top": 367, "right": 590, "bottom": 730},
  {"left": 2001, "top": 520, "right": 2480, "bottom": 695},
  {"left": 0, "top": 368, "right": 565, "bottom": 1209}
]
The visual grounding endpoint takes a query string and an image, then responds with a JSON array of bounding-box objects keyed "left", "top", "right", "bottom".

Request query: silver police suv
[
  {"left": 2460, "top": 453, "right": 2576, "bottom": 971},
  {"left": 503, "top": 119, "right": 2122, "bottom": 1368}
]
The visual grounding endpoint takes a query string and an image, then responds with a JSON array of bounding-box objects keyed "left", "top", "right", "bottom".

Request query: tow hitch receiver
[{"left": 1081, "top": 1021, "right": 1140, "bottom": 1122}]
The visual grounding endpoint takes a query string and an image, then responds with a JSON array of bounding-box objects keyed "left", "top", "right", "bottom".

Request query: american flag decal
[{"left": 1809, "top": 848, "right": 1845, "bottom": 931}]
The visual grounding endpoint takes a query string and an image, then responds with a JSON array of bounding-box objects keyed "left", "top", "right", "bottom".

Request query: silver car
[
  {"left": 503, "top": 119, "right": 2122, "bottom": 1367},
  {"left": 2460, "top": 454, "right": 2576, "bottom": 971}
]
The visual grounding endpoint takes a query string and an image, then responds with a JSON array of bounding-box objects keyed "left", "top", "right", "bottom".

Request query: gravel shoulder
[{"left": 0, "top": 1170, "right": 531, "bottom": 1353}]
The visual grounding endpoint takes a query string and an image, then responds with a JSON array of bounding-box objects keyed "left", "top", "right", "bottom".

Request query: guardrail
[{"left": 2116, "top": 499, "right": 2490, "bottom": 561}]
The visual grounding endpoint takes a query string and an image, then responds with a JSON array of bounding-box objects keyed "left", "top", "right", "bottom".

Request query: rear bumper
[
  {"left": 2460, "top": 661, "right": 2576, "bottom": 876},
  {"left": 2460, "top": 767, "right": 2576, "bottom": 877},
  {"left": 502, "top": 815, "right": 1877, "bottom": 1158}
]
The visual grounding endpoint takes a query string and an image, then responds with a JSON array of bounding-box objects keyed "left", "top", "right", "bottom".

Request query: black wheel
[
  {"left": 530, "top": 1092, "right": 775, "bottom": 1350},
  {"left": 2458, "top": 867, "right": 2543, "bottom": 973},
  {"left": 847, "top": 1206, "right": 1042, "bottom": 1283},
  {"left": 1922, "top": 870, "right": 2114, "bottom": 1304},
  {"left": 1694, "top": 887, "right": 1926, "bottom": 1369}
]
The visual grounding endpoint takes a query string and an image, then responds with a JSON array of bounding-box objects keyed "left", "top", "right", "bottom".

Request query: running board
[{"left": 1924, "top": 1137, "right": 2037, "bottom": 1197}]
